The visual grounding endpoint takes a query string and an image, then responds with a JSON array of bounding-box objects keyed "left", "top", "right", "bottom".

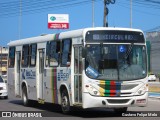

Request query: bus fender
[
  {"left": 21, "top": 80, "right": 29, "bottom": 96},
  {"left": 59, "top": 83, "right": 72, "bottom": 106}
]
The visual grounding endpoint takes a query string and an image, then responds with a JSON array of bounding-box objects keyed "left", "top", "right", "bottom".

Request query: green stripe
[
  {"left": 104, "top": 93, "right": 110, "bottom": 97},
  {"left": 105, "top": 81, "right": 110, "bottom": 91},
  {"left": 104, "top": 89, "right": 110, "bottom": 93}
]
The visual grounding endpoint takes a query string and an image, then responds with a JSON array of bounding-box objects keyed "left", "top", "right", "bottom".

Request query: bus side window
[
  {"left": 61, "top": 39, "right": 71, "bottom": 67},
  {"left": 8, "top": 47, "right": 15, "bottom": 68},
  {"left": 30, "top": 44, "right": 37, "bottom": 67},
  {"left": 22, "top": 45, "right": 29, "bottom": 67},
  {"left": 49, "top": 41, "right": 60, "bottom": 67},
  {"left": 45, "top": 41, "right": 50, "bottom": 67}
]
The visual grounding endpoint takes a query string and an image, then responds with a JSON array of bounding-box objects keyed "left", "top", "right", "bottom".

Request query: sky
[{"left": 0, "top": 0, "right": 160, "bottom": 46}]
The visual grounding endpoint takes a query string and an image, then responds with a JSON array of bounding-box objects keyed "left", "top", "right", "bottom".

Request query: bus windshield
[{"left": 85, "top": 44, "right": 147, "bottom": 81}]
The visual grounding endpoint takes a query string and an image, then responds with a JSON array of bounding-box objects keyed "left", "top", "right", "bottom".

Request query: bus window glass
[
  {"left": 49, "top": 41, "right": 60, "bottom": 67},
  {"left": 45, "top": 42, "right": 50, "bottom": 67},
  {"left": 8, "top": 47, "right": 15, "bottom": 68},
  {"left": 61, "top": 39, "right": 71, "bottom": 66},
  {"left": 74, "top": 47, "right": 78, "bottom": 74},
  {"left": 30, "top": 44, "right": 37, "bottom": 66},
  {"left": 74, "top": 47, "right": 83, "bottom": 74},
  {"left": 22, "top": 45, "right": 29, "bottom": 67}
]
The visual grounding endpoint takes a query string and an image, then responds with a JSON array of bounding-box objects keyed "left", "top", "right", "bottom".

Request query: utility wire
[
  {"left": 0, "top": 0, "right": 101, "bottom": 17},
  {"left": 145, "top": 26, "right": 160, "bottom": 32},
  {"left": 117, "top": 2, "right": 160, "bottom": 16}
]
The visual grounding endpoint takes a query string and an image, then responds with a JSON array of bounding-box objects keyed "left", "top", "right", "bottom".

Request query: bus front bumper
[
  {"left": 82, "top": 92, "right": 148, "bottom": 109},
  {"left": 0, "top": 90, "right": 8, "bottom": 97}
]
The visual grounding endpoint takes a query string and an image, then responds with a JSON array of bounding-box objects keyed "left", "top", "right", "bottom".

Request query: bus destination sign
[
  {"left": 85, "top": 30, "right": 145, "bottom": 43},
  {"left": 93, "top": 34, "right": 137, "bottom": 41}
]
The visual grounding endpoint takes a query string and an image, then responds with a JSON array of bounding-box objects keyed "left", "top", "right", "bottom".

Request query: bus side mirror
[{"left": 82, "top": 47, "right": 87, "bottom": 58}]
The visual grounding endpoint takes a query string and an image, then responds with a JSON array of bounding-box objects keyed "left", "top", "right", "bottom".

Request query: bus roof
[{"left": 7, "top": 27, "right": 143, "bottom": 46}]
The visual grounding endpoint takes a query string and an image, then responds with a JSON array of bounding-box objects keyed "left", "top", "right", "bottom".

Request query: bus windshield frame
[{"left": 84, "top": 30, "right": 147, "bottom": 81}]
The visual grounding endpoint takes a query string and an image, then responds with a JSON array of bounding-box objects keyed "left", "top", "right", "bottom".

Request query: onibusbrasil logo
[{"left": 50, "top": 16, "right": 56, "bottom": 21}]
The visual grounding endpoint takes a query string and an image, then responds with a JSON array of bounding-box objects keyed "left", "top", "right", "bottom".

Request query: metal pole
[
  {"left": 130, "top": 0, "right": 132, "bottom": 28},
  {"left": 19, "top": 0, "right": 22, "bottom": 39},
  {"left": 103, "top": 0, "right": 107, "bottom": 27},
  {"left": 92, "top": 0, "right": 95, "bottom": 27}
]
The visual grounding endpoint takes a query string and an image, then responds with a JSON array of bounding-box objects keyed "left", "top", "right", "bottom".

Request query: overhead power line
[
  {"left": 145, "top": 26, "right": 160, "bottom": 32},
  {"left": 0, "top": 0, "right": 101, "bottom": 17},
  {"left": 117, "top": 0, "right": 160, "bottom": 16},
  {"left": 121, "top": 0, "right": 160, "bottom": 10}
]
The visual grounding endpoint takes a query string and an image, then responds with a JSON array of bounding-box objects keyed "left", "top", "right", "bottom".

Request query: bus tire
[
  {"left": 4, "top": 96, "right": 8, "bottom": 99},
  {"left": 61, "top": 89, "right": 71, "bottom": 114},
  {"left": 114, "top": 107, "right": 127, "bottom": 114},
  {"left": 22, "top": 86, "right": 30, "bottom": 106}
]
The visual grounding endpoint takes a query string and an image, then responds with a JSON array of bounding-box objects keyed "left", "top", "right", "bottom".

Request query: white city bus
[{"left": 7, "top": 27, "right": 148, "bottom": 113}]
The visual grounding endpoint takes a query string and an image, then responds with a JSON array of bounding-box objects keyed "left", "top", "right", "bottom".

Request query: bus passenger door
[
  {"left": 74, "top": 46, "right": 82, "bottom": 103},
  {"left": 15, "top": 51, "right": 21, "bottom": 97},
  {"left": 38, "top": 49, "right": 45, "bottom": 102}
]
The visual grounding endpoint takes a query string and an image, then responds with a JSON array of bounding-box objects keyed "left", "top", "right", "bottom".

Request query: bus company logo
[
  {"left": 21, "top": 69, "right": 36, "bottom": 79},
  {"left": 26, "top": 70, "right": 36, "bottom": 79},
  {"left": 57, "top": 70, "right": 70, "bottom": 81},
  {"left": 50, "top": 16, "right": 56, "bottom": 21}
]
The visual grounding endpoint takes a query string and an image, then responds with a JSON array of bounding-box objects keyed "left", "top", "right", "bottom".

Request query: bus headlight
[
  {"left": 3, "top": 86, "right": 7, "bottom": 90},
  {"left": 135, "top": 84, "right": 148, "bottom": 95},
  {"left": 85, "top": 84, "right": 100, "bottom": 96}
]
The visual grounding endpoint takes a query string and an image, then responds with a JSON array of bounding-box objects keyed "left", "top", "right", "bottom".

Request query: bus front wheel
[
  {"left": 22, "top": 86, "right": 30, "bottom": 106},
  {"left": 61, "top": 89, "right": 71, "bottom": 114}
]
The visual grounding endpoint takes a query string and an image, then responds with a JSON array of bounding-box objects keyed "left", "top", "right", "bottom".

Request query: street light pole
[
  {"left": 92, "top": 0, "right": 95, "bottom": 27},
  {"left": 19, "top": 0, "right": 22, "bottom": 39},
  {"left": 130, "top": 0, "right": 132, "bottom": 28},
  {"left": 103, "top": 0, "right": 107, "bottom": 27},
  {"left": 103, "top": 0, "right": 116, "bottom": 27}
]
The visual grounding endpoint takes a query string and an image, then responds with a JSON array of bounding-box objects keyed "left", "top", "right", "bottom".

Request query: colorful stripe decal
[
  {"left": 51, "top": 69, "right": 54, "bottom": 103},
  {"left": 99, "top": 80, "right": 121, "bottom": 97},
  {"left": 53, "top": 33, "right": 60, "bottom": 40},
  {"left": 51, "top": 69, "right": 58, "bottom": 103},
  {"left": 54, "top": 69, "right": 58, "bottom": 103}
]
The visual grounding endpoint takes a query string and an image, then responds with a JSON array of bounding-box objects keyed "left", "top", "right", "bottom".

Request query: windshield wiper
[
  {"left": 124, "top": 43, "right": 134, "bottom": 60},
  {"left": 118, "top": 43, "right": 134, "bottom": 70}
]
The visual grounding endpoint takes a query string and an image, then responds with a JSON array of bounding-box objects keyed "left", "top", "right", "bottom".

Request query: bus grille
[
  {"left": 121, "top": 84, "right": 138, "bottom": 90},
  {"left": 107, "top": 99, "right": 130, "bottom": 104}
]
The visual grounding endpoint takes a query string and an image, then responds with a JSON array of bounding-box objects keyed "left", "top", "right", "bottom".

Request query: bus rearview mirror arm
[{"left": 82, "top": 47, "right": 87, "bottom": 58}]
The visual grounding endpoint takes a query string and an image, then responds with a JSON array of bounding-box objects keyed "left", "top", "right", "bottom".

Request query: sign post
[{"left": 48, "top": 14, "right": 69, "bottom": 29}]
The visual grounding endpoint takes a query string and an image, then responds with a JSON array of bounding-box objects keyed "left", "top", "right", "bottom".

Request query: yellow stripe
[
  {"left": 99, "top": 80, "right": 105, "bottom": 96},
  {"left": 51, "top": 69, "right": 54, "bottom": 103},
  {"left": 99, "top": 87, "right": 105, "bottom": 96},
  {"left": 99, "top": 80, "right": 105, "bottom": 85}
]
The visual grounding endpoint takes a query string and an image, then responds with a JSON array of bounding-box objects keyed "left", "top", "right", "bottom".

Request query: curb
[
  {"left": 148, "top": 96, "right": 160, "bottom": 100},
  {"left": 148, "top": 92, "right": 160, "bottom": 100},
  {"left": 148, "top": 97, "right": 160, "bottom": 101}
]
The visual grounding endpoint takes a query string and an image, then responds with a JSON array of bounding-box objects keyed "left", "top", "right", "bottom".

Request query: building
[
  {"left": 0, "top": 47, "right": 8, "bottom": 75},
  {"left": 146, "top": 32, "right": 160, "bottom": 76}
]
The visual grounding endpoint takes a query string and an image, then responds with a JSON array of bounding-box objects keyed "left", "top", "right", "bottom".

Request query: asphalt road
[{"left": 0, "top": 93, "right": 160, "bottom": 120}]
